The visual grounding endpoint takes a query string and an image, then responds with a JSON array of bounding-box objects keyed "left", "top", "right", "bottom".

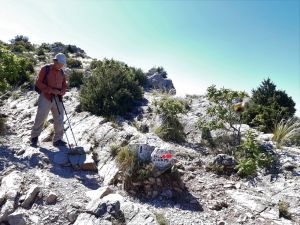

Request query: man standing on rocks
[{"left": 30, "top": 53, "right": 68, "bottom": 147}]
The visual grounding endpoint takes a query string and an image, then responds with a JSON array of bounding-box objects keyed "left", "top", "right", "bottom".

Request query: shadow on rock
[{"left": 39, "top": 146, "right": 101, "bottom": 190}]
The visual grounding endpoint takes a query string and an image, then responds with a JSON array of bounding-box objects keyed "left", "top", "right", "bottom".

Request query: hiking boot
[
  {"left": 53, "top": 140, "right": 67, "bottom": 147},
  {"left": 30, "top": 137, "right": 38, "bottom": 147}
]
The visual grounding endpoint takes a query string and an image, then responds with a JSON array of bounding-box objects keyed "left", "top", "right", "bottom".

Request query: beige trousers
[{"left": 31, "top": 94, "right": 64, "bottom": 142}]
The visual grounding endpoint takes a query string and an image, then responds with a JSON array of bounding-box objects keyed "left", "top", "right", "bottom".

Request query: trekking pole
[
  {"left": 61, "top": 100, "right": 78, "bottom": 147},
  {"left": 53, "top": 95, "right": 72, "bottom": 149}
]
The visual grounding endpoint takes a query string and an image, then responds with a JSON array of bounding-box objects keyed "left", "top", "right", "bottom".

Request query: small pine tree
[{"left": 243, "top": 78, "right": 296, "bottom": 132}]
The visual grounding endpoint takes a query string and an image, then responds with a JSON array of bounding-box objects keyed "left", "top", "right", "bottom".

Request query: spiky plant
[{"left": 272, "top": 117, "right": 300, "bottom": 148}]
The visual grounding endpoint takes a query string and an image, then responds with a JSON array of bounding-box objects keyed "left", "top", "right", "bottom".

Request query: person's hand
[
  {"left": 51, "top": 89, "right": 61, "bottom": 95},
  {"left": 59, "top": 90, "right": 66, "bottom": 96}
]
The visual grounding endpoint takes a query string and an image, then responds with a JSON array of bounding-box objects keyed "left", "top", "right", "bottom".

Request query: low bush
[
  {"left": 0, "top": 49, "right": 34, "bottom": 92},
  {"left": 154, "top": 96, "right": 188, "bottom": 143},
  {"left": 10, "top": 35, "right": 34, "bottom": 52},
  {"left": 235, "top": 131, "right": 273, "bottom": 177},
  {"left": 67, "top": 58, "right": 82, "bottom": 68},
  {"left": 79, "top": 59, "right": 144, "bottom": 117},
  {"left": 68, "top": 70, "right": 84, "bottom": 88}
]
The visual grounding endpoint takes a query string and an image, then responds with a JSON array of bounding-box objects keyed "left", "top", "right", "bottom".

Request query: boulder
[
  {"left": 147, "top": 73, "right": 176, "bottom": 94},
  {"left": 7, "top": 210, "right": 28, "bottom": 225},
  {"left": 0, "top": 171, "right": 23, "bottom": 222},
  {"left": 212, "top": 154, "right": 236, "bottom": 172},
  {"left": 85, "top": 186, "right": 113, "bottom": 201},
  {"left": 46, "top": 191, "right": 58, "bottom": 204},
  {"left": 21, "top": 185, "right": 40, "bottom": 209},
  {"left": 128, "top": 143, "right": 155, "bottom": 162},
  {"left": 69, "top": 153, "right": 97, "bottom": 171},
  {"left": 151, "top": 148, "right": 176, "bottom": 172}
]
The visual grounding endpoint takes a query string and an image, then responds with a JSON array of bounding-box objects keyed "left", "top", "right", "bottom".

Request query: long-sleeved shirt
[{"left": 35, "top": 64, "right": 67, "bottom": 101}]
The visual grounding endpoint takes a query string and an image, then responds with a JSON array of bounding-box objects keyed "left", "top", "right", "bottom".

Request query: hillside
[{"left": 0, "top": 37, "right": 300, "bottom": 225}]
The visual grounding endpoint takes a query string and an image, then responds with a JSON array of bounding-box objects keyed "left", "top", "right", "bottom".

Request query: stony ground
[{"left": 1, "top": 89, "right": 300, "bottom": 225}]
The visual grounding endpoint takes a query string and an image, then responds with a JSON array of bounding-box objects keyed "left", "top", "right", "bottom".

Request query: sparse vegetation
[
  {"left": 235, "top": 131, "right": 273, "bottom": 177},
  {"left": 272, "top": 117, "right": 300, "bottom": 148},
  {"left": 278, "top": 200, "right": 292, "bottom": 220},
  {"left": 116, "top": 146, "right": 138, "bottom": 176},
  {"left": 154, "top": 96, "right": 188, "bottom": 143},
  {"left": 206, "top": 162, "right": 226, "bottom": 175},
  {"left": 110, "top": 144, "right": 121, "bottom": 157},
  {"left": 198, "top": 85, "right": 248, "bottom": 147},
  {"left": 137, "top": 163, "right": 154, "bottom": 180},
  {"left": 154, "top": 212, "right": 169, "bottom": 225}
]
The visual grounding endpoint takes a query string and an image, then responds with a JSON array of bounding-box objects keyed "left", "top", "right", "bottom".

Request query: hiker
[{"left": 30, "top": 53, "right": 68, "bottom": 147}]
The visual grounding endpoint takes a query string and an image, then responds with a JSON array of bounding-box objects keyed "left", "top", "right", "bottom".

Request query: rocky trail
[{"left": 1, "top": 88, "right": 300, "bottom": 225}]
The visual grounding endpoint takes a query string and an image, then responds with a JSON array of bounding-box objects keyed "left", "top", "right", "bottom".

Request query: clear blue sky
[{"left": 1, "top": 0, "right": 299, "bottom": 115}]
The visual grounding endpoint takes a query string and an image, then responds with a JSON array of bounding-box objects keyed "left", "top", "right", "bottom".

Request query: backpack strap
[{"left": 43, "top": 65, "right": 51, "bottom": 86}]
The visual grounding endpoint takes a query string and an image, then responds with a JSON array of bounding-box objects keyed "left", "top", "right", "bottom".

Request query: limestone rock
[
  {"left": 85, "top": 186, "right": 113, "bottom": 201},
  {"left": 21, "top": 185, "right": 40, "bottom": 209},
  {"left": 46, "top": 191, "right": 58, "bottom": 204},
  {"left": 147, "top": 72, "right": 176, "bottom": 94},
  {"left": 128, "top": 143, "right": 155, "bottom": 162},
  {"left": 151, "top": 148, "right": 176, "bottom": 171},
  {"left": 7, "top": 210, "right": 27, "bottom": 225},
  {"left": 212, "top": 154, "right": 236, "bottom": 172},
  {"left": 69, "top": 153, "right": 97, "bottom": 171}
]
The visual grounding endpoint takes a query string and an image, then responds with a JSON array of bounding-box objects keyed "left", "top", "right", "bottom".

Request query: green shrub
[
  {"left": 154, "top": 96, "right": 188, "bottom": 143},
  {"left": 200, "top": 126, "right": 214, "bottom": 147},
  {"left": 67, "top": 58, "right": 82, "bottom": 68},
  {"left": 10, "top": 35, "right": 34, "bottom": 52},
  {"left": 243, "top": 78, "right": 296, "bottom": 132},
  {"left": 137, "top": 163, "right": 154, "bottom": 180},
  {"left": 198, "top": 85, "right": 248, "bottom": 146},
  {"left": 79, "top": 59, "right": 144, "bottom": 117},
  {"left": 236, "top": 158, "right": 257, "bottom": 177},
  {"left": 235, "top": 131, "right": 273, "bottom": 177},
  {"left": 36, "top": 47, "right": 45, "bottom": 56},
  {"left": 11, "top": 44, "right": 26, "bottom": 53},
  {"left": 272, "top": 117, "right": 300, "bottom": 148},
  {"left": 0, "top": 49, "right": 34, "bottom": 92},
  {"left": 39, "top": 43, "right": 51, "bottom": 52},
  {"left": 68, "top": 70, "right": 84, "bottom": 88},
  {"left": 147, "top": 66, "right": 168, "bottom": 78},
  {"left": 206, "top": 162, "right": 226, "bottom": 175},
  {"left": 130, "top": 67, "right": 147, "bottom": 87}
]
